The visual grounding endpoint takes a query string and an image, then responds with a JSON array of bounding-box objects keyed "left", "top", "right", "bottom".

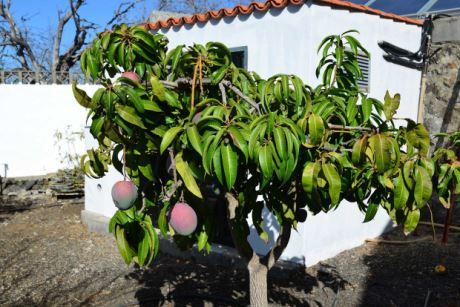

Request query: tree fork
[{"left": 225, "top": 192, "right": 292, "bottom": 306}]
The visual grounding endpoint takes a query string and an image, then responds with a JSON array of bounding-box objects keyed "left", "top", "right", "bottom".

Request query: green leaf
[
  {"left": 212, "top": 145, "right": 224, "bottom": 186},
  {"left": 137, "top": 229, "right": 149, "bottom": 266},
  {"left": 361, "top": 98, "right": 372, "bottom": 123},
  {"left": 259, "top": 145, "right": 273, "bottom": 180},
  {"left": 150, "top": 75, "right": 166, "bottom": 101},
  {"left": 143, "top": 100, "right": 162, "bottom": 112},
  {"left": 454, "top": 168, "right": 460, "bottom": 194},
  {"left": 414, "top": 165, "right": 432, "bottom": 208},
  {"left": 273, "top": 127, "right": 287, "bottom": 160},
  {"left": 87, "top": 49, "right": 99, "bottom": 80},
  {"left": 115, "top": 226, "right": 133, "bottom": 265},
  {"left": 197, "top": 229, "right": 208, "bottom": 252},
  {"left": 406, "top": 122, "right": 430, "bottom": 156},
  {"left": 72, "top": 82, "right": 95, "bottom": 108},
  {"left": 393, "top": 172, "right": 409, "bottom": 210},
  {"left": 364, "top": 191, "right": 379, "bottom": 223},
  {"left": 211, "top": 66, "right": 227, "bottom": 85},
  {"left": 125, "top": 87, "right": 145, "bottom": 114},
  {"left": 160, "top": 126, "right": 183, "bottom": 154},
  {"left": 90, "top": 116, "right": 105, "bottom": 137},
  {"left": 228, "top": 126, "right": 249, "bottom": 162},
  {"left": 368, "top": 134, "right": 391, "bottom": 172},
  {"left": 308, "top": 113, "right": 325, "bottom": 145},
  {"left": 202, "top": 134, "right": 217, "bottom": 174},
  {"left": 158, "top": 204, "right": 170, "bottom": 238},
  {"left": 138, "top": 159, "right": 154, "bottom": 181},
  {"left": 115, "top": 105, "right": 146, "bottom": 129},
  {"left": 322, "top": 162, "right": 341, "bottom": 205},
  {"left": 352, "top": 136, "right": 368, "bottom": 165},
  {"left": 302, "top": 161, "right": 320, "bottom": 193},
  {"left": 383, "top": 91, "right": 400, "bottom": 121},
  {"left": 404, "top": 209, "right": 420, "bottom": 234},
  {"left": 176, "top": 151, "right": 202, "bottom": 199},
  {"left": 186, "top": 125, "right": 202, "bottom": 155},
  {"left": 221, "top": 143, "right": 238, "bottom": 190},
  {"left": 133, "top": 28, "right": 158, "bottom": 49}
]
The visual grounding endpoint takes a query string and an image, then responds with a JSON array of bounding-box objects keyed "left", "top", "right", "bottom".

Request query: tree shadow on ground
[
  {"left": 360, "top": 221, "right": 460, "bottom": 306},
  {"left": 125, "top": 253, "right": 349, "bottom": 306}
]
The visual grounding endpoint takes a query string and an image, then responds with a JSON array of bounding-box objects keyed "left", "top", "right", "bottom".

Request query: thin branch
[
  {"left": 0, "top": 0, "right": 40, "bottom": 70},
  {"left": 221, "top": 80, "right": 260, "bottom": 113},
  {"left": 106, "top": 0, "right": 144, "bottom": 27},
  {"left": 155, "top": 77, "right": 261, "bottom": 113},
  {"left": 328, "top": 123, "right": 373, "bottom": 132},
  {"left": 365, "top": 236, "right": 432, "bottom": 244}
]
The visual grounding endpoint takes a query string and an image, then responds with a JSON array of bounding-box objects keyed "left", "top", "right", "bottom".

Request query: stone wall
[
  {"left": 421, "top": 16, "right": 460, "bottom": 223},
  {"left": 422, "top": 18, "right": 460, "bottom": 148}
]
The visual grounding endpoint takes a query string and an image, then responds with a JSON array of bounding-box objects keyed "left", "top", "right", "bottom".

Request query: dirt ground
[{"left": 1, "top": 183, "right": 460, "bottom": 306}]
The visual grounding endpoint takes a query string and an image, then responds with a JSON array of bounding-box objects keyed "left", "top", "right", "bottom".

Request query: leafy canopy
[{"left": 74, "top": 25, "right": 459, "bottom": 266}]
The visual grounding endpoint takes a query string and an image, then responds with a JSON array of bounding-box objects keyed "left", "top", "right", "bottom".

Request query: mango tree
[{"left": 74, "top": 24, "right": 459, "bottom": 306}]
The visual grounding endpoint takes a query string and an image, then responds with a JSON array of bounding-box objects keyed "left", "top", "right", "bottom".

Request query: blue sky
[
  {"left": 8, "top": 1, "right": 156, "bottom": 44},
  {"left": 2, "top": 0, "right": 245, "bottom": 69},
  {"left": 8, "top": 1, "right": 242, "bottom": 44}
]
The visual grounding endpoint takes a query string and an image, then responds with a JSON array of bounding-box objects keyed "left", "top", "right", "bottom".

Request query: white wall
[
  {"left": 0, "top": 85, "right": 98, "bottom": 177},
  {"left": 85, "top": 3, "right": 422, "bottom": 266}
]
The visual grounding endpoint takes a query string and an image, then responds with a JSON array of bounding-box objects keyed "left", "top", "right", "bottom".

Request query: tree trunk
[
  {"left": 248, "top": 256, "right": 269, "bottom": 307},
  {"left": 224, "top": 192, "right": 292, "bottom": 307}
]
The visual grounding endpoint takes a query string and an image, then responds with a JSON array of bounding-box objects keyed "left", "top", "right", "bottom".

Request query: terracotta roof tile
[{"left": 145, "top": 0, "right": 423, "bottom": 31}]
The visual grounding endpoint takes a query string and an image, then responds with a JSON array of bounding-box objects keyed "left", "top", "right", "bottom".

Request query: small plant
[
  {"left": 54, "top": 126, "right": 84, "bottom": 170},
  {"left": 73, "top": 25, "right": 459, "bottom": 306}
]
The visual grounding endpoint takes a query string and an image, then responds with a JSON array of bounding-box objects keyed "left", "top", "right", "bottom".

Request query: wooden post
[
  {"left": 35, "top": 69, "right": 40, "bottom": 84},
  {"left": 441, "top": 187, "right": 456, "bottom": 244}
]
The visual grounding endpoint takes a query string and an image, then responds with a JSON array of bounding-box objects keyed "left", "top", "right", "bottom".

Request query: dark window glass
[
  {"left": 429, "top": 0, "right": 460, "bottom": 11},
  {"left": 230, "top": 47, "right": 247, "bottom": 69},
  {"left": 370, "top": 0, "right": 428, "bottom": 15}
]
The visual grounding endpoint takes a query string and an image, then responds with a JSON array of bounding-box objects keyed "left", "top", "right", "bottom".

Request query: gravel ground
[{"left": 1, "top": 187, "right": 460, "bottom": 306}]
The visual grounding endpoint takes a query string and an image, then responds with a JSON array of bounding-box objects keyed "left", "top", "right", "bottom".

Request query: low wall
[{"left": 0, "top": 84, "right": 98, "bottom": 177}]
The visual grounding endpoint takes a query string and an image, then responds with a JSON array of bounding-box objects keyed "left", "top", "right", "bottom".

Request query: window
[
  {"left": 230, "top": 46, "right": 248, "bottom": 69},
  {"left": 356, "top": 53, "right": 370, "bottom": 92}
]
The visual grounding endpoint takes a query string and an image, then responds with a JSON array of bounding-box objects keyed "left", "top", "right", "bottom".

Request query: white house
[{"left": 83, "top": 0, "right": 423, "bottom": 266}]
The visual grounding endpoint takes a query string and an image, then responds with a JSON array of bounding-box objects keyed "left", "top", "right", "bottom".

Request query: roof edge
[{"left": 144, "top": 0, "right": 423, "bottom": 31}]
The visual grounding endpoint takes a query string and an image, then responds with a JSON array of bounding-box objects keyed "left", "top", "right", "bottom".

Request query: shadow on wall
[{"left": 435, "top": 68, "right": 460, "bottom": 149}]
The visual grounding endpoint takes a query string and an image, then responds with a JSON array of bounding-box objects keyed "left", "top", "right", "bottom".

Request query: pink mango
[
  {"left": 111, "top": 180, "right": 138, "bottom": 210},
  {"left": 192, "top": 111, "right": 202, "bottom": 124},
  {"left": 169, "top": 202, "right": 198, "bottom": 236},
  {"left": 121, "top": 71, "right": 141, "bottom": 82}
]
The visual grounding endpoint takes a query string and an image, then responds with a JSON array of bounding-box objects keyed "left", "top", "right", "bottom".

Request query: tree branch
[
  {"left": 156, "top": 77, "right": 261, "bottom": 113},
  {"left": 327, "top": 123, "right": 373, "bottom": 132},
  {"left": 54, "top": 0, "right": 97, "bottom": 73},
  {"left": 106, "top": 0, "right": 144, "bottom": 27},
  {"left": 225, "top": 192, "right": 255, "bottom": 262},
  {"left": 219, "top": 81, "right": 227, "bottom": 105},
  {"left": 52, "top": 0, "right": 85, "bottom": 73},
  {"left": 0, "top": 0, "right": 40, "bottom": 70},
  {"left": 262, "top": 222, "right": 291, "bottom": 269}
]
